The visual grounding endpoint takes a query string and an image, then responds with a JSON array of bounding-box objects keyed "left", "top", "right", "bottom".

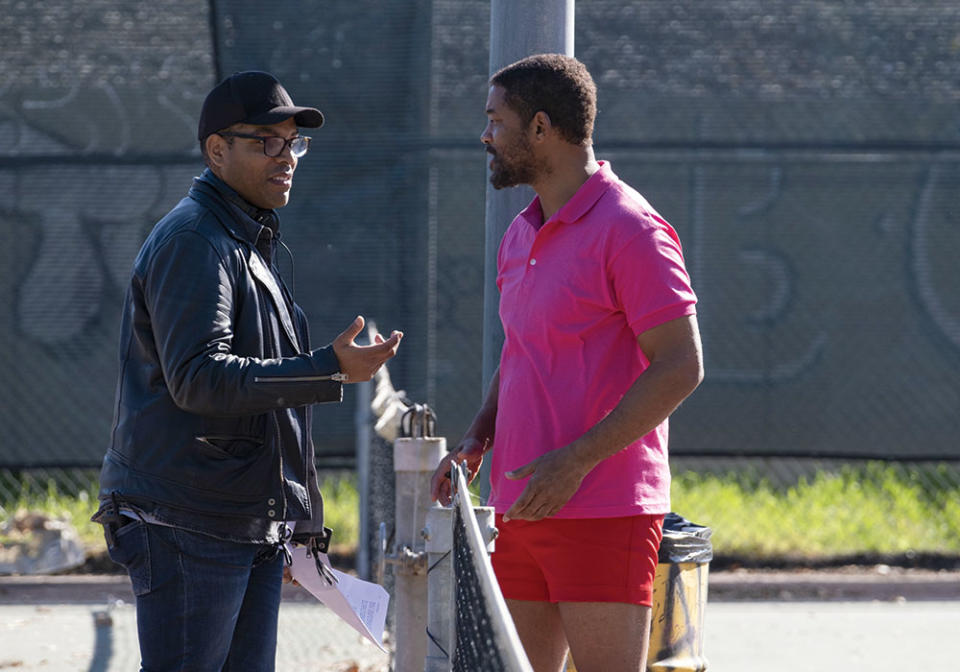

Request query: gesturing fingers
[
  {"left": 333, "top": 325, "right": 403, "bottom": 382},
  {"left": 368, "top": 331, "right": 402, "bottom": 360},
  {"left": 334, "top": 315, "right": 365, "bottom": 346}
]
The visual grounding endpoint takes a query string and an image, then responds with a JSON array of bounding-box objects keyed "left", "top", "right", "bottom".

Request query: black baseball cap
[{"left": 197, "top": 71, "right": 324, "bottom": 142}]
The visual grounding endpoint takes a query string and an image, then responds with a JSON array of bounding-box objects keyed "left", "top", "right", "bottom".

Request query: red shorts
[{"left": 491, "top": 513, "right": 665, "bottom": 607}]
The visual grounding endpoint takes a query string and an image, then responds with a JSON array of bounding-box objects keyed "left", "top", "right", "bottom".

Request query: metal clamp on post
[
  {"left": 376, "top": 521, "right": 429, "bottom": 584},
  {"left": 401, "top": 403, "right": 437, "bottom": 439}
]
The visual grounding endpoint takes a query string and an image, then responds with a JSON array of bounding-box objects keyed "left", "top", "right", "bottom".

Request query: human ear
[
  {"left": 532, "top": 110, "right": 552, "bottom": 139},
  {"left": 206, "top": 134, "right": 226, "bottom": 168}
]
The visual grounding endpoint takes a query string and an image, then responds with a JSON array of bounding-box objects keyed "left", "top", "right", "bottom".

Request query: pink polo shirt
[{"left": 489, "top": 161, "right": 697, "bottom": 518}]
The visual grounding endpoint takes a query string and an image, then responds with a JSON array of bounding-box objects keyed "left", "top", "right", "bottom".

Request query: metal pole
[
  {"left": 355, "top": 377, "right": 372, "bottom": 581},
  {"left": 392, "top": 436, "right": 448, "bottom": 672},
  {"left": 481, "top": 0, "right": 575, "bottom": 500},
  {"left": 424, "top": 505, "right": 454, "bottom": 672}
]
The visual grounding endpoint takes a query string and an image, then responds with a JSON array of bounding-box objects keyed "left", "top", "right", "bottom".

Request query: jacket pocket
[
  {"left": 186, "top": 435, "right": 274, "bottom": 497},
  {"left": 194, "top": 435, "right": 263, "bottom": 459}
]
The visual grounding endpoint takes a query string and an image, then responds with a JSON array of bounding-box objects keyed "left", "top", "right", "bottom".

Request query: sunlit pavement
[
  {"left": 2, "top": 572, "right": 959, "bottom": 671},
  {"left": 705, "top": 601, "right": 960, "bottom": 672},
  {"left": 0, "top": 577, "right": 390, "bottom": 672}
]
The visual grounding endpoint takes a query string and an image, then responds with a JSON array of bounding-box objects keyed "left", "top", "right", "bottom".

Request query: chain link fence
[{"left": 2, "top": 0, "right": 959, "bottom": 564}]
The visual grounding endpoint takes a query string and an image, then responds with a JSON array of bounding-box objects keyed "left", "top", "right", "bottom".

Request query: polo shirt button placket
[{"left": 529, "top": 258, "right": 537, "bottom": 266}]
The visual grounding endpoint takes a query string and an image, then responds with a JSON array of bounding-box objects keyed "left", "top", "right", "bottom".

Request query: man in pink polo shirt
[{"left": 431, "top": 54, "right": 703, "bottom": 672}]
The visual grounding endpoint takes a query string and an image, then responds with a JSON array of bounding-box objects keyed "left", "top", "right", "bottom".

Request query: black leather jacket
[{"left": 97, "top": 170, "right": 342, "bottom": 547}]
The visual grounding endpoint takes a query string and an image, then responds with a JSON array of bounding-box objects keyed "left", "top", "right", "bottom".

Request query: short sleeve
[{"left": 609, "top": 221, "right": 698, "bottom": 337}]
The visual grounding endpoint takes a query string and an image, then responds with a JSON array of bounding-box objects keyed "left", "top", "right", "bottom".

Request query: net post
[
  {"left": 424, "top": 504, "right": 454, "bottom": 671},
  {"left": 393, "top": 436, "right": 448, "bottom": 672}
]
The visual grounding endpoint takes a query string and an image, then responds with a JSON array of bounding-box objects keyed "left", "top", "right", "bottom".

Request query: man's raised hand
[{"left": 332, "top": 316, "right": 402, "bottom": 382}]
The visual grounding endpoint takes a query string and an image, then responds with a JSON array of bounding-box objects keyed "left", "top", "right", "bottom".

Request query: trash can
[
  {"left": 564, "top": 513, "right": 712, "bottom": 672},
  {"left": 648, "top": 512, "right": 712, "bottom": 672}
]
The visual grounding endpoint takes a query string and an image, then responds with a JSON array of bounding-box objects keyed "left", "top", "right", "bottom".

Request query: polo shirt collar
[{"left": 517, "top": 160, "right": 616, "bottom": 229}]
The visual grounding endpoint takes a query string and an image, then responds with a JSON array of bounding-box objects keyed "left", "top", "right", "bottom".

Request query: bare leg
[
  {"left": 558, "top": 602, "right": 652, "bottom": 672},
  {"left": 505, "top": 599, "right": 569, "bottom": 672}
]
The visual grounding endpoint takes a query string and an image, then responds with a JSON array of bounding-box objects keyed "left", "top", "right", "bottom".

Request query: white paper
[{"left": 286, "top": 543, "right": 390, "bottom": 652}]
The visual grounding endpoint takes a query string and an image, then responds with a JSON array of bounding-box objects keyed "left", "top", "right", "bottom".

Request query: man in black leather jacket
[{"left": 92, "top": 71, "right": 402, "bottom": 671}]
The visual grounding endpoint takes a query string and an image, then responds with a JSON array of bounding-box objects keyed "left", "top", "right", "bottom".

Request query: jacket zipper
[
  {"left": 254, "top": 373, "right": 348, "bottom": 383},
  {"left": 270, "top": 411, "right": 288, "bottom": 522}
]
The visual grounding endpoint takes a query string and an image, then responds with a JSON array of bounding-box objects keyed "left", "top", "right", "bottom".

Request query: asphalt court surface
[{"left": 1, "top": 571, "right": 958, "bottom": 671}]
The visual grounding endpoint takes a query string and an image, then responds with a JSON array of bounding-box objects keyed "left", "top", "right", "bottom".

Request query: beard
[{"left": 488, "top": 136, "right": 539, "bottom": 189}]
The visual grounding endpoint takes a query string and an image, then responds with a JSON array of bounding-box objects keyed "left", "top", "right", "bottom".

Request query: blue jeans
[{"left": 105, "top": 519, "right": 283, "bottom": 672}]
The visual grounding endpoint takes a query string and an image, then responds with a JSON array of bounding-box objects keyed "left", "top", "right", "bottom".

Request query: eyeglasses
[{"left": 217, "top": 132, "right": 311, "bottom": 158}]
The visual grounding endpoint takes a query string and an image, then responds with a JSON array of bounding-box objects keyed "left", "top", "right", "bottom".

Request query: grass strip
[
  {"left": 671, "top": 462, "right": 960, "bottom": 559},
  {"left": 3, "top": 463, "right": 958, "bottom": 563}
]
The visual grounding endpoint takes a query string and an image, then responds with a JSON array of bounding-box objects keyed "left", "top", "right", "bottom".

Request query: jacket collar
[
  {"left": 190, "top": 169, "right": 280, "bottom": 246},
  {"left": 188, "top": 169, "right": 302, "bottom": 352}
]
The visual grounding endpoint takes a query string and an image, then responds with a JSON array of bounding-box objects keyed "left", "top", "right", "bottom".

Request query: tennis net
[{"left": 450, "top": 464, "right": 532, "bottom": 672}]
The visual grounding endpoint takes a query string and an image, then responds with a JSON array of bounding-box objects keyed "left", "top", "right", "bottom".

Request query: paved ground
[
  {"left": 706, "top": 567, "right": 960, "bottom": 671},
  {"left": 0, "top": 577, "right": 390, "bottom": 672},
  {"left": 0, "top": 602, "right": 391, "bottom": 672},
  {"left": 704, "top": 600, "right": 960, "bottom": 672},
  {"left": 1, "top": 568, "right": 958, "bottom": 671}
]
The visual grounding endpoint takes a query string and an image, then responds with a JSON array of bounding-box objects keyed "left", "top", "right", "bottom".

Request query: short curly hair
[{"left": 490, "top": 53, "right": 597, "bottom": 146}]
